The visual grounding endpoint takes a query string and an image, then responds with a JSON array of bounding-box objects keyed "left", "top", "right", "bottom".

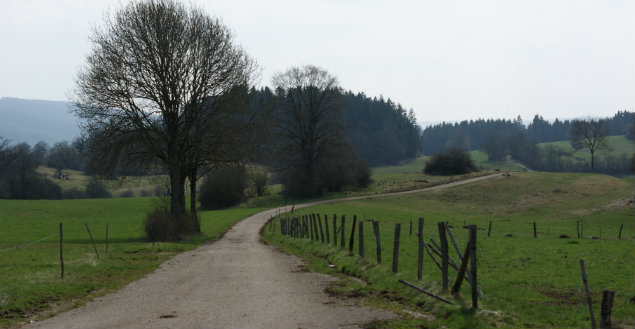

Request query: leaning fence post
[
  {"left": 600, "top": 290, "right": 614, "bottom": 329},
  {"left": 469, "top": 225, "right": 478, "bottom": 308},
  {"left": 580, "top": 259, "right": 597, "bottom": 329},
  {"left": 618, "top": 223, "right": 623, "bottom": 240},
  {"left": 349, "top": 215, "right": 357, "bottom": 253},
  {"left": 324, "top": 214, "right": 330, "bottom": 244},
  {"left": 373, "top": 221, "right": 381, "bottom": 264},
  {"left": 417, "top": 217, "right": 424, "bottom": 280},
  {"left": 358, "top": 221, "right": 364, "bottom": 259},
  {"left": 317, "top": 214, "right": 325, "bottom": 243},
  {"left": 85, "top": 223, "right": 100, "bottom": 260},
  {"left": 59, "top": 223, "right": 64, "bottom": 279},
  {"left": 438, "top": 222, "right": 449, "bottom": 291},
  {"left": 392, "top": 223, "right": 401, "bottom": 273},
  {"left": 309, "top": 215, "right": 314, "bottom": 240}
]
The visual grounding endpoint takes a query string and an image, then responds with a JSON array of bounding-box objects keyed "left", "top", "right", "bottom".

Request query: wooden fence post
[
  {"left": 618, "top": 224, "right": 623, "bottom": 240},
  {"left": 438, "top": 222, "right": 449, "bottom": 290},
  {"left": 580, "top": 259, "right": 597, "bottom": 329},
  {"left": 409, "top": 220, "right": 412, "bottom": 236},
  {"left": 333, "top": 214, "right": 337, "bottom": 246},
  {"left": 85, "top": 223, "right": 100, "bottom": 260},
  {"left": 373, "top": 221, "right": 381, "bottom": 264},
  {"left": 340, "top": 215, "right": 346, "bottom": 248},
  {"left": 317, "top": 214, "right": 325, "bottom": 243},
  {"left": 417, "top": 218, "right": 424, "bottom": 280},
  {"left": 325, "top": 214, "right": 330, "bottom": 244},
  {"left": 392, "top": 223, "right": 401, "bottom": 273},
  {"left": 358, "top": 221, "right": 364, "bottom": 260},
  {"left": 487, "top": 221, "right": 492, "bottom": 237},
  {"left": 469, "top": 225, "right": 478, "bottom": 308},
  {"left": 533, "top": 221, "right": 537, "bottom": 238},
  {"left": 452, "top": 244, "right": 471, "bottom": 295},
  {"left": 349, "top": 215, "right": 357, "bottom": 253},
  {"left": 600, "top": 290, "right": 615, "bottom": 329},
  {"left": 577, "top": 221, "right": 581, "bottom": 239},
  {"left": 106, "top": 223, "right": 109, "bottom": 253},
  {"left": 309, "top": 215, "right": 314, "bottom": 240},
  {"left": 59, "top": 223, "right": 64, "bottom": 279}
]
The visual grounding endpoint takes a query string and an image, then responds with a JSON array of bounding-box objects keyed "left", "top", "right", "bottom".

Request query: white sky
[{"left": 1, "top": 0, "right": 633, "bottom": 125}]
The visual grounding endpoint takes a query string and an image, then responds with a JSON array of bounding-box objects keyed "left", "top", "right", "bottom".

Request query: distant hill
[{"left": 0, "top": 97, "right": 81, "bottom": 145}]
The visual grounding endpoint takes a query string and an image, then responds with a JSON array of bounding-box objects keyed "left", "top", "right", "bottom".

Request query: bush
[
  {"left": 144, "top": 208, "right": 200, "bottom": 242},
  {"left": 120, "top": 189, "right": 135, "bottom": 198},
  {"left": 85, "top": 177, "right": 112, "bottom": 198},
  {"left": 139, "top": 189, "right": 152, "bottom": 197},
  {"left": 424, "top": 149, "right": 477, "bottom": 175},
  {"left": 63, "top": 187, "right": 88, "bottom": 199},
  {"left": 199, "top": 165, "right": 247, "bottom": 209}
]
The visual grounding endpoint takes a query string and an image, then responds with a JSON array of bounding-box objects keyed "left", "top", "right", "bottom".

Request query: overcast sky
[{"left": 1, "top": 0, "right": 633, "bottom": 125}]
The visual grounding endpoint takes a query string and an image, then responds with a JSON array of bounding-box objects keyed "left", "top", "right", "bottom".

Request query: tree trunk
[
  {"left": 169, "top": 162, "right": 187, "bottom": 235},
  {"left": 590, "top": 149, "right": 595, "bottom": 171},
  {"left": 189, "top": 167, "right": 197, "bottom": 216}
]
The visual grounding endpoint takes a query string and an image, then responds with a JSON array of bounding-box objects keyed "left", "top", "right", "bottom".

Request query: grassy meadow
[
  {"left": 264, "top": 172, "right": 635, "bottom": 328},
  {"left": 0, "top": 197, "right": 267, "bottom": 327}
]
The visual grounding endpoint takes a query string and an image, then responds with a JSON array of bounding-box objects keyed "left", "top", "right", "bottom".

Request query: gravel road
[{"left": 25, "top": 173, "right": 501, "bottom": 329}]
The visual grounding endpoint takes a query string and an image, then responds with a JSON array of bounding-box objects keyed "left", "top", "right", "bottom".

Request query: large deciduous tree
[
  {"left": 569, "top": 119, "right": 610, "bottom": 171},
  {"left": 73, "top": 0, "right": 258, "bottom": 223},
  {"left": 272, "top": 65, "right": 346, "bottom": 197}
]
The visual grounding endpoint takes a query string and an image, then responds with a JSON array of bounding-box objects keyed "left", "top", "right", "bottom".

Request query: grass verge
[{"left": 263, "top": 172, "right": 635, "bottom": 328}]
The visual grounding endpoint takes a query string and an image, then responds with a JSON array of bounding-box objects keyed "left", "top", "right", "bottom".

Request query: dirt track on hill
[{"left": 24, "top": 173, "right": 501, "bottom": 329}]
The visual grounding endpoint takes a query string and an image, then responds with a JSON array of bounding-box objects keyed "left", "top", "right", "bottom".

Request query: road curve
[{"left": 25, "top": 173, "right": 501, "bottom": 329}]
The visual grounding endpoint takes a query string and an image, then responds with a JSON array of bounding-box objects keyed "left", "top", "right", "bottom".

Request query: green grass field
[
  {"left": 264, "top": 172, "right": 635, "bottom": 328},
  {"left": 0, "top": 197, "right": 267, "bottom": 327},
  {"left": 539, "top": 135, "right": 634, "bottom": 161}
]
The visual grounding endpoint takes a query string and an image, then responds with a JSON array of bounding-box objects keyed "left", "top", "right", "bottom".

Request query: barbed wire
[{"left": 0, "top": 232, "right": 59, "bottom": 253}]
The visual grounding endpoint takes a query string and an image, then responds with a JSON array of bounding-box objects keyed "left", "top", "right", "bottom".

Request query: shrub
[
  {"left": 424, "top": 149, "right": 477, "bottom": 175},
  {"left": 199, "top": 165, "right": 247, "bottom": 209},
  {"left": 248, "top": 166, "right": 269, "bottom": 197},
  {"left": 85, "top": 177, "right": 112, "bottom": 198},
  {"left": 139, "top": 189, "right": 152, "bottom": 197},
  {"left": 144, "top": 209, "right": 200, "bottom": 242},
  {"left": 63, "top": 187, "right": 88, "bottom": 199},
  {"left": 120, "top": 189, "right": 135, "bottom": 198}
]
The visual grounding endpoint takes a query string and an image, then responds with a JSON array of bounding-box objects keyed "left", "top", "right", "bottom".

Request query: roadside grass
[
  {"left": 0, "top": 197, "right": 267, "bottom": 328},
  {"left": 263, "top": 172, "right": 635, "bottom": 328}
]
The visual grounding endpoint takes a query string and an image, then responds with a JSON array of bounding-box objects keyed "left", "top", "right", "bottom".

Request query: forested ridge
[{"left": 422, "top": 111, "right": 635, "bottom": 155}]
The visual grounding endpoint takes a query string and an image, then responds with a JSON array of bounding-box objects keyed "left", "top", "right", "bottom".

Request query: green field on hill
[{"left": 264, "top": 172, "right": 635, "bottom": 328}]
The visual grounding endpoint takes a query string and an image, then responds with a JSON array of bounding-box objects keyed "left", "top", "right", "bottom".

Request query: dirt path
[{"left": 25, "top": 173, "right": 501, "bottom": 329}]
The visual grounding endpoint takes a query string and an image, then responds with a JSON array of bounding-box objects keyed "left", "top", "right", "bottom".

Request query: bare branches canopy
[
  {"left": 569, "top": 119, "right": 610, "bottom": 171},
  {"left": 73, "top": 0, "right": 259, "bottom": 221}
]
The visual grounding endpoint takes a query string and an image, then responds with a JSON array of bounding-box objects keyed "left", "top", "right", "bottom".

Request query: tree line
[{"left": 422, "top": 112, "right": 634, "bottom": 156}]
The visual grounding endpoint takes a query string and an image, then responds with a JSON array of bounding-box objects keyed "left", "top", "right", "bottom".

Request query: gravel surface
[{"left": 24, "top": 173, "right": 501, "bottom": 329}]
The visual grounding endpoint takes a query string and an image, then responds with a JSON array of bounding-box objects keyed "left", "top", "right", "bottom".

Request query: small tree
[
  {"left": 569, "top": 119, "right": 610, "bottom": 171},
  {"left": 424, "top": 149, "right": 477, "bottom": 176}
]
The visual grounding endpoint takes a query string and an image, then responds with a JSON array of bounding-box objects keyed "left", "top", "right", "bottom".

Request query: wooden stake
[
  {"left": 438, "top": 222, "right": 449, "bottom": 291},
  {"left": 358, "top": 221, "right": 364, "bottom": 259},
  {"left": 618, "top": 223, "right": 623, "bottom": 240},
  {"left": 452, "top": 244, "right": 471, "bottom": 295},
  {"left": 324, "top": 214, "right": 330, "bottom": 244},
  {"left": 105, "top": 223, "right": 109, "bottom": 253},
  {"left": 580, "top": 259, "right": 597, "bottom": 329},
  {"left": 469, "top": 225, "right": 478, "bottom": 308},
  {"left": 349, "top": 215, "right": 357, "bottom": 253},
  {"left": 333, "top": 214, "right": 337, "bottom": 246},
  {"left": 488, "top": 220, "right": 492, "bottom": 237},
  {"left": 59, "top": 223, "right": 64, "bottom": 279},
  {"left": 417, "top": 217, "right": 424, "bottom": 280},
  {"left": 85, "top": 223, "right": 100, "bottom": 260},
  {"left": 373, "top": 221, "right": 381, "bottom": 264},
  {"left": 600, "top": 290, "right": 614, "bottom": 329},
  {"left": 533, "top": 221, "right": 537, "bottom": 238},
  {"left": 317, "top": 214, "right": 325, "bottom": 243},
  {"left": 340, "top": 215, "right": 346, "bottom": 248},
  {"left": 577, "top": 221, "right": 580, "bottom": 239},
  {"left": 392, "top": 223, "right": 401, "bottom": 273}
]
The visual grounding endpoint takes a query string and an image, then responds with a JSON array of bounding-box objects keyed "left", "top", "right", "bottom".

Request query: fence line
[{"left": 0, "top": 232, "right": 59, "bottom": 253}]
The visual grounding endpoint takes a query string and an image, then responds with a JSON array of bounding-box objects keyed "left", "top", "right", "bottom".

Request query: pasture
[
  {"left": 264, "top": 172, "right": 635, "bottom": 328},
  {"left": 0, "top": 197, "right": 267, "bottom": 327}
]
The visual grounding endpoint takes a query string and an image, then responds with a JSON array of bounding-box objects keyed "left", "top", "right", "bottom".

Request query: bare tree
[
  {"left": 0, "top": 137, "right": 14, "bottom": 174},
  {"left": 73, "top": 0, "right": 258, "bottom": 223},
  {"left": 569, "top": 119, "right": 610, "bottom": 171},
  {"left": 272, "top": 65, "right": 345, "bottom": 196}
]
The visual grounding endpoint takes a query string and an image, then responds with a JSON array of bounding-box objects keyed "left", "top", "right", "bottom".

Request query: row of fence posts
[
  {"left": 274, "top": 214, "right": 479, "bottom": 308},
  {"left": 58, "top": 222, "right": 109, "bottom": 279},
  {"left": 483, "top": 220, "right": 627, "bottom": 240}
]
